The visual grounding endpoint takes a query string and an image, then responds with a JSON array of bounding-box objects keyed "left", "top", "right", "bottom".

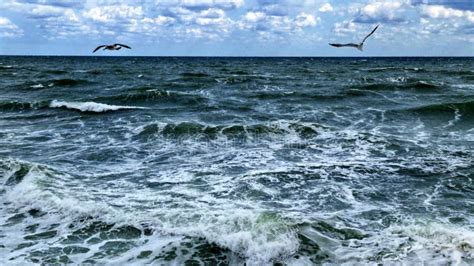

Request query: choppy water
[{"left": 0, "top": 56, "right": 473, "bottom": 265}]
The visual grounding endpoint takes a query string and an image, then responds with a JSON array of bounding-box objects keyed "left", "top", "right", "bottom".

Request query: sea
[{"left": 0, "top": 56, "right": 473, "bottom": 265}]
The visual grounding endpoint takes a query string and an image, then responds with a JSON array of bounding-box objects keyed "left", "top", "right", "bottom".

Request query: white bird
[
  {"left": 329, "top": 25, "right": 379, "bottom": 52},
  {"left": 93, "top": 43, "right": 131, "bottom": 53}
]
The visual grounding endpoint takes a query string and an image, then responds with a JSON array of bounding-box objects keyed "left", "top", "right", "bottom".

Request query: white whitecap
[
  {"left": 30, "top": 84, "right": 44, "bottom": 88},
  {"left": 49, "top": 100, "right": 146, "bottom": 113}
]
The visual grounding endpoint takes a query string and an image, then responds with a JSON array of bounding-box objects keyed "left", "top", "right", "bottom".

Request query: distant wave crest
[{"left": 49, "top": 100, "right": 146, "bottom": 113}]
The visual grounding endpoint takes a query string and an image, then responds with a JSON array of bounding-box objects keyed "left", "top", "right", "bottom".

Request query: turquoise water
[{"left": 0, "top": 56, "right": 473, "bottom": 264}]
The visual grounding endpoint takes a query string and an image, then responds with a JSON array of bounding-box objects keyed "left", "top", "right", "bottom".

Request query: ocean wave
[
  {"left": 435, "top": 69, "right": 474, "bottom": 75},
  {"left": 386, "top": 222, "right": 474, "bottom": 264},
  {"left": 215, "top": 74, "right": 274, "bottom": 84},
  {"left": 44, "top": 70, "right": 68, "bottom": 75},
  {"left": 0, "top": 101, "right": 33, "bottom": 111},
  {"left": 49, "top": 100, "right": 146, "bottom": 113},
  {"left": 30, "top": 84, "right": 44, "bottom": 89},
  {"left": 180, "top": 72, "right": 211, "bottom": 78},
  {"left": 0, "top": 65, "right": 14, "bottom": 70},
  {"left": 0, "top": 159, "right": 301, "bottom": 264},
  {"left": 362, "top": 66, "right": 401, "bottom": 72},
  {"left": 73, "top": 69, "right": 102, "bottom": 75},
  {"left": 247, "top": 91, "right": 345, "bottom": 101},
  {"left": 408, "top": 100, "right": 474, "bottom": 115},
  {"left": 18, "top": 78, "right": 91, "bottom": 89},
  {"left": 48, "top": 78, "right": 89, "bottom": 87},
  {"left": 133, "top": 121, "right": 321, "bottom": 141},
  {"left": 461, "top": 75, "right": 474, "bottom": 81},
  {"left": 327, "top": 221, "right": 474, "bottom": 264},
  {"left": 0, "top": 160, "right": 302, "bottom": 264},
  {"left": 353, "top": 79, "right": 441, "bottom": 91},
  {"left": 0, "top": 100, "right": 50, "bottom": 111},
  {"left": 95, "top": 88, "right": 207, "bottom": 105},
  {"left": 2, "top": 157, "right": 473, "bottom": 265}
]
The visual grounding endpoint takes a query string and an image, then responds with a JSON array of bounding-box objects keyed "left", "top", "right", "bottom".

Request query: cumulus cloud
[
  {"left": 333, "top": 20, "right": 359, "bottom": 36},
  {"left": 16, "top": 0, "right": 83, "bottom": 8},
  {"left": 181, "top": 0, "right": 244, "bottom": 10},
  {"left": 0, "top": 17, "right": 23, "bottom": 37},
  {"left": 412, "top": 0, "right": 474, "bottom": 11},
  {"left": 195, "top": 9, "right": 229, "bottom": 26},
  {"left": 239, "top": 10, "right": 319, "bottom": 39},
  {"left": 417, "top": 4, "right": 474, "bottom": 38},
  {"left": 295, "top": 13, "right": 319, "bottom": 27},
  {"left": 319, "top": 3, "right": 333, "bottom": 13},
  {"left": 353, "top": 1, "right": 410, "bottom": 24},
  {"left": 83, "top": 5, "right": 144, "bottom": 23},
  {"left": 243, "top": 11, "right": 265, "bottom": 23},
  {"left": 28, "top": 5, "right": 67, "bottom": 18},
  {"left": 420, "top": 4, "right": 474, "bottom": 23}
]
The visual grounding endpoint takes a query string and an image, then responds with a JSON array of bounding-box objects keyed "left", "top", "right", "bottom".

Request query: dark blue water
[{"left": 1, "top": 56, "right": 473, "bottom": 264}]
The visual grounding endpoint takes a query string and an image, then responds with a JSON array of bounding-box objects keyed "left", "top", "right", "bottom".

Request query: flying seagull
[
  {"left": 329, "top": 25, "right": 379, "bottom": 51},
  {"left": 93, "top": 43, "right": 131, "bottom": 53}
]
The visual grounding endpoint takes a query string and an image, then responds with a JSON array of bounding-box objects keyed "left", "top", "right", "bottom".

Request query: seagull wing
[
  {"left": 329, "top": 43, "right": 359, "bottom": 48},
  {"left": 115, "top": 43, "right": 131, "bottom": 49},
  {"left": 361, "top": 24, "right": 379, "bottom": 44},
  {"left": 93, "top": 45, "right": 106, "bottom": 53}
]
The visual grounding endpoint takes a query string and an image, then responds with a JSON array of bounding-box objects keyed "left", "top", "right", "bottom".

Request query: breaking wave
[{"left": 49, "top": 100, "right": 146, "bottom": 113}]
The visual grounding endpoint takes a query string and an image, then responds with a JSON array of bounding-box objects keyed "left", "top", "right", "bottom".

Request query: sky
[{"left": 0, "top": 0, "right": 473, "bottom": 56}]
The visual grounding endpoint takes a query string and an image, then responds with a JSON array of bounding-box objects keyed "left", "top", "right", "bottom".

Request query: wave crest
[{"left": 49, "top": 100, "right": 146, "bottom": 113}]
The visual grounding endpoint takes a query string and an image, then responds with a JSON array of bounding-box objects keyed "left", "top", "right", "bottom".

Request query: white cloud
[
  {"left": 83, "top": 5, "right": 144, "bottom": 23},
  {"left": 420, "top": 4, "right": 474, "bottom": 23},
  {"left": 243, "top": 11, "right": 265, "bottom": 23},
  {"left": 354, "top": 1, "right": 409, "bottom": 23},
  {"left": 30, "top": 5, "right": 62, "bottom": 17},
  {"left": 421, "top": 5, "right": 463, "bottom": 18},
  {"left": 29, "top": 5, "right": 76, "bottom": 19},
  {"left": 333, "top": 20, "right": 358, "bottom": 36},
  {"left": 0, "top": 17, "right": 23, "bottom": 37},
  {"left": 181, "top": 0, "right": 244, "bottom": 10},
  {"left": 195, "top": 9, "right": 229, "bottom": 26},
  {"left": 155, "top": 15, "right": 176, "bottom": 25},
  {"left": 239, "top": 10, "right": 319, "bottom": 40},
  {"left": 319, "top": 3, "right": 333, "bottom": 13},
  {"left": 295, "top": 13, "right": 319, "bottom": 27},
  {"left": 140, "top": 15, "right": 175, "bottom": 26}
]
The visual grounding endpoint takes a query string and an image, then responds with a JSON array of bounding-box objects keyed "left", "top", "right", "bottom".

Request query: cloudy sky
[{"left": 0, "top": 0, "right": 473, "bottom": 56}]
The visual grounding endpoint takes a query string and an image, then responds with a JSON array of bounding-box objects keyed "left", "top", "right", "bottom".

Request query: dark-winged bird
[
  {"left": 93, "top": 43, "right": 131, "bottom": 53},
  {"left": 329, "top": 25, "right": 379, "bottom": 51}
]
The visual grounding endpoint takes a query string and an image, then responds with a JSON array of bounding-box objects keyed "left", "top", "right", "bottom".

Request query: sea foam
[{"left": 49, "top": 100, "right": 146, "bottom": 113}]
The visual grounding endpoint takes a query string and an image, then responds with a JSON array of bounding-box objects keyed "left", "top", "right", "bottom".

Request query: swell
[
  {"left": 362, "top": 66, "right": 425, "bottom": 72},
  {"left": 408, "top": 100, "right": 474, "bottom": 115},
  {"left": 17, "top": 78, "right": 92, "bottom": 90},
  {"left": 0, "top": 99, "right": 145, "bottom": 113},
  {"left": 45, "top": 78, "right": 90, "bottom": 87},
  {"left": 133, "top": 121, "right": 321, "bottom": 141},
  {"left": 0, "top": 100, "right": 49, "bottom": 111},
  {"left": 180, "top": 72, "right": 211, "bottom": 78},
  {"left": 352, "top": 79, "right": 441, "bottom": 91},
  {"left": 246, "top": 90, "right": 366, "bottom": 101},
  {"left": 44, "top": 70, "right": 68, "bottom": 75},
  {"left": 434, "top": 69, "right": 474, "bottom": 76},
  {"left": 94, "top": 87, "right": 209, "bottom": 105},
  {"left": 0, "top": 65, "right": 15, "bottom": 70}
]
